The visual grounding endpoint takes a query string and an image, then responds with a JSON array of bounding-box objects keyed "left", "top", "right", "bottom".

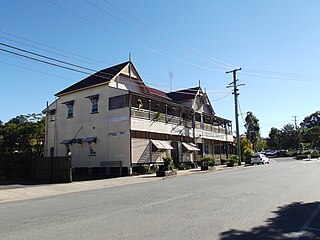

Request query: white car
[{"left": 251, "top": 153, "right": 269, "bottom": 165}]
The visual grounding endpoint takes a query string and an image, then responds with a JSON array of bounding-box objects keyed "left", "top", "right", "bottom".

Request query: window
[
  {"left": 204, "top": 144, "right": 209, "bottom": 155},
  {"left": 109, "top": 95, "right": 128, "bottom": 110},
  {"left": 89, "top": 145, "right": 96, "bottom": 156},
  {"left": 63, "top": 101, "right": 74, "bottom": 118},
  {"left": 86, "top": 94, "right": 99, "bottom": 114},
  {"left": 91, "top": 97, "right": 98, "bottom": 113},
  {"left": 49, "top": 109, "right": 55, "bottom": 121},
  {"left": 50, "top": 147, "right": 54, "bottom": 157}
]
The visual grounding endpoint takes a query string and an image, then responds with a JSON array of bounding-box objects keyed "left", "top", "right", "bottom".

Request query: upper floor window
[
  {"left": 49, "top": 109, "right": 56, "bottom": 121},
  {"left": 92, "top": 97, "right": 98, "bottom": 113},
  {"left": 86, "top": 94, "right": 99, "bottom": 114},
  {"left": 109, "top": 95, "right": 128, "bottom": 110},
  {"left": 66, "top": 102, "right": 74, "bottom": 118},
  {"left": 62, "top": 100, "right": 74, "bottom": 118}
]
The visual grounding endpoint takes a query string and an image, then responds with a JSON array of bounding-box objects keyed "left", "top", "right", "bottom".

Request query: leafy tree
[
  {"left": 0, "top": 114, "right": 45, "bottom": 157},
  {"left": 301, "top": 126, "right": 320, "bottom": 148},
  {"left": 281, "top": 123, "right": 301, "bottom": 150},
  {"left": 300, "top": 111, "right": 320, "bottom": 128},
  {"left": 244, "top": 111, "right": 261, "bottom": 150},
  {"left": 267, "top": 127, "right": 282, "bottom": 150},
  {"left": 240, "top": 136, "right": 253, "bottom": 162},
  {"left": 255, "top": 138, "right": 268, "bottom": 152}
]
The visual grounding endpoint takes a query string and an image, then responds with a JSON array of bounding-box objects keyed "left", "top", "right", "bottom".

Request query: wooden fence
[{"left": 33, "top": 157, "right": 72, "bottom": 183}]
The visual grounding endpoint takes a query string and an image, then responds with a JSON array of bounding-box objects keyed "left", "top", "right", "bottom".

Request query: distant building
[{"left": 44, "top": 61, "right": 233, "bottom": 177}]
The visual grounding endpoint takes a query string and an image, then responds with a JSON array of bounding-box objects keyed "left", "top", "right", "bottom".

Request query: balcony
[{"left": 131, "top": 107, "right": 232, "bottom": 137}]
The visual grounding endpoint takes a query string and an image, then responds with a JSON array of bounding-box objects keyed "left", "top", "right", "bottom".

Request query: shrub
[
  {"left": 154, "top": 112, "right": 164, "bottom": 121},
  {"left": 244, "top": 148, "right": 254, "bottom": 162},
  {"left": 226, "top": 159, "right": 235, "bottom": 167},
  {"left": 162, "top": 156, "right": 175, "bottom": 171},
  {"left": 140, "top": 164, "right": 150, "bottom": 174},
  {"left": 201, "top": 156, "right": 215, "bottom": 167}
]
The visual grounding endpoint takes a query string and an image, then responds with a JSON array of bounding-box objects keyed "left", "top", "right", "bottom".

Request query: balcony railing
[{"left": 131, "top": 107, "right": 232, "bottom": 135}]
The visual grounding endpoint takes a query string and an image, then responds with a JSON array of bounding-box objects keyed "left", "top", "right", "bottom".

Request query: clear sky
[{"left": 1, "top": 0, "right": 320, "bottom": 137}]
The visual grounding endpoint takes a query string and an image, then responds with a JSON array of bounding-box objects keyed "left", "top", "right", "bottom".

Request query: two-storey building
[{"left": 44, "top": 61, "right": 233, "bottom": 177}]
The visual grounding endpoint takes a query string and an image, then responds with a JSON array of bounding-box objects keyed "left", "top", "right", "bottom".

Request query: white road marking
[
  {"left": 293, "top": 203, "right": 320, "bottom": 240},
  {"left": 142, "top": 194, "right": 193, "bottom": 207},
  {"left": 289, "top": 165, "right": 298, "bottom": 168}
]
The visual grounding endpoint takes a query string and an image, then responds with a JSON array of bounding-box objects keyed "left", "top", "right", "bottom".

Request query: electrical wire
[
  {"left": 0, "top": 43, "right": 228, "bottom": 97},
  {"left": 0, "top": 30, "right": 108, "bottom": 65},
  {"left": 0, "top": 35, "right": 106, "bottom": 68},
  {"left": 84, "top": 0, "right": 233, "bottom": 70},
  {"left": 47, "top": 0, "right": 226, "bottom": 73},
  {"left": 101, "top": 0, "right": 237, "bottom": 69}
]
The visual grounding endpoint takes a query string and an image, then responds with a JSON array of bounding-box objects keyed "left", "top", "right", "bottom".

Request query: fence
[
  {"left": 0, "top": 154, "right": 71, "bottom": 183},
  {"left": 33, "top": 157, "right": 72, "bottom": 183},
  {"left": 0, "top": 153, "right": 32, "bottom": 181}
]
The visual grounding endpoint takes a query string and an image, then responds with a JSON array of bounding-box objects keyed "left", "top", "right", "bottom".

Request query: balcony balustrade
[{"left": 131, "top": 107, "right": 232, "bottom": 135}]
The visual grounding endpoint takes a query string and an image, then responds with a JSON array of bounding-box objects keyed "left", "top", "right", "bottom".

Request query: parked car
[{"left": 251, "top": 153, "right": 269, "bottom": 165}]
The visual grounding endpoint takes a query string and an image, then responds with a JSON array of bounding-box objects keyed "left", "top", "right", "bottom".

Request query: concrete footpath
[{"left": 0, "top": 165, "right": 233, "bottom": 203}]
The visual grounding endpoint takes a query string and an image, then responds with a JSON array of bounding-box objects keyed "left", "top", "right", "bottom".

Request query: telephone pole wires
[{"left": 227, "top": 68, "right": 244, "bottom": 165}]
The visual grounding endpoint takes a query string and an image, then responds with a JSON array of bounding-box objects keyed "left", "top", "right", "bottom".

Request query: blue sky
[{"left": 1, "top": 0, "right": 320, "bottom": 137}]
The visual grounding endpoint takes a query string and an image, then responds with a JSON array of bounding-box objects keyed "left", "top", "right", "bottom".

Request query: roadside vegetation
[{"left": 240, "top": 110, "right": 320, "bottom": 161}]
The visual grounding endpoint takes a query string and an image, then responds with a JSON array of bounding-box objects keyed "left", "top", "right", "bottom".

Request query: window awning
[
  {"left": 151, "top": 140, "right": 174, "bottom": 150},
  {"left": 60, "top": 139, "right": 73, "bottom": 144},
  {"left": 83, "top": 137, "right": 97, "bottom": 143},
  {"left": 182, "top": 142, "right": 200, "bottom": 151}
]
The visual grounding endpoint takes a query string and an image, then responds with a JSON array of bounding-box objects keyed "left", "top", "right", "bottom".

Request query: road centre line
[
  {"left": 142, "top": 194, "right": 193, "bottom": 207},
  {"left": 293, "top": 203, "right": 320, "bottom": 240}
]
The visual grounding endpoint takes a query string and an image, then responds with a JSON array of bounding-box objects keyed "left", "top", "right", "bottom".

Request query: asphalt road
[{"left": 1, "top": 157, "right": 320, "bottom": 240}]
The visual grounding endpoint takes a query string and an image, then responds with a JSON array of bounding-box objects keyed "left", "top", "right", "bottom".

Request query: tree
[
  {"left": 281, "top": 123, "right": 301, "bottom": 150},
  {"left": 240, "top": 136, "right": 254, "bottom": 162},
  {"left": 301, "top": 126, "right": 320, "bottom": 148},
  {"left": 267, "top": 127, "right": 282, "bottom": 150},
  {"left": 255, "top": 138, "right": 268, "bottom": 152},
  {"left": 300, "top": 111, "right": 320, "bottom": 148},
  {"left": 244, "top": 111, "right": 261, "bottom": 150},
  {"left": 300, "top": 111, "right": 320, "bottom": 128},
  {"left": 0, "top": 114, "right": 45, "bottom": 157}
]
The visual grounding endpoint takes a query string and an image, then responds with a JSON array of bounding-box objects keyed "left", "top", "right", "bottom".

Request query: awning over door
[
  {"left": 83, "top": 137, "right": 97, "bottom": 143},
  {"left": 60, "top": 139, "right": 73, "bottom": 144},
  {"left": 182, "top": 142, "right": 200, "bottom": 151},
  {"left": 151, "top": 140, "right": 174, "bottom": 150}
]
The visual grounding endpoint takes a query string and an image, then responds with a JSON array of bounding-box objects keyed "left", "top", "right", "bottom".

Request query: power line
[
  {"left": 0, "top": 30, "right": 109, "bottom": 66},
  {"left": 0, "top": 42, "right": 96, "bottom": 73},
  {"left": 244, "top": 67, "right": 320, "bottom": 79},
  {"left": 47, "top": 0, "right": 226, "bottom": 73},
  {"left": 102, "top": 0, "right": 236, "bottom": 69},
  {"left": 0, "top": 48, "right": 91, "bottom": 75},
  {"left": 85, "top": 0, "right": 234, "bottom": 70},
  {"left": 0, "top": 43, "right": 228, "bottom": 96},
  {"left": 0, "top": 34, "right": 106, "bottom": 68}
]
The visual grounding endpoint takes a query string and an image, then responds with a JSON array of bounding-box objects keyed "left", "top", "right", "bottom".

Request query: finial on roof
[
  {"left": 199, "top": 80, "right": 201, "bottom": 88},
  {"left": 129, "top": 52, "right": 131, "bottom": 62}
]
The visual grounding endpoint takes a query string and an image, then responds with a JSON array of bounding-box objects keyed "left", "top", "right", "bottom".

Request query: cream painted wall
[{"left": 45, "top": 84, "right": 130, "bottom": 168}]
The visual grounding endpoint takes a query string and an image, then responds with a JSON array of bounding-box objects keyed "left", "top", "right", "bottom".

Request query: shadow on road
[{"left": 220, "top": 201, "right": 320, "bottom": 240}]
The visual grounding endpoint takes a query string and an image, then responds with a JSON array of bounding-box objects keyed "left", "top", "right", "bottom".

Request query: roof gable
[
  {"left": 55, "top": 61, "right": 130, "bottom": 96},
  {"left": 167, "top": 86, "right": 201, "bottom": 102}
]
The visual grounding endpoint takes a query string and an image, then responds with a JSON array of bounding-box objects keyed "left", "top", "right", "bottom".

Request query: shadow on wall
[{"left": 220, "top": 201, "right": 320, "bottom": 240}]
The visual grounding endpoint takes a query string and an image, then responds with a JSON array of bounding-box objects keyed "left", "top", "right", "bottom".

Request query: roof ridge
[{"left": 55, "top": 61, "right": 130, "bottom": 96}]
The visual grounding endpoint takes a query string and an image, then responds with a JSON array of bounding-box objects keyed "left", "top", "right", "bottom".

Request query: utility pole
[
  {"left": 169, "top": 72, "right": 173, "bottom": 92},
  {"left": 292, "top": 115, "right": 299, "bottom": 129},
  {"left": 226, "top": 68, "right": 244, "bottom": 165}
]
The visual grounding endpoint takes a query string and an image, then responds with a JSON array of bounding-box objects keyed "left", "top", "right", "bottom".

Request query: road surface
[{"left": 1, "top": 157, "right": 320, "bottom": 240}]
